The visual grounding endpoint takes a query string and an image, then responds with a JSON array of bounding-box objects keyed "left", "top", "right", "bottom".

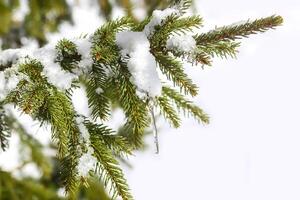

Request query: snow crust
[
  {"left": 77, "top": 147, "right": 97, "bottom": 177},
  {"left": 0, "top": 49, "right": 27, "bottom": 101},
  {"left": 0, "top": 49, "right": 24, "bottom": 66},
  {"left": 144, "top": 8, "right": 179, "bottom": 37},
  {"left": 75, "top": 116, "right": 98, "bottom": 177},
  {"left": 31, "top": 44, "right": 78, "bottom": 90},
  {"left": 95, "top": 87, "right": 103, "bottom": 94},
  {"left": 116, "top": 31, "right": 161, "bottom": 98},
  {"left": 73, "top": 37, "right": 93, "bottom": 75},
  {"left": 0, "top": 37, "right": 94, "bottom": 101},
  {"left": 115, "top": 7, "right": 184, "bottom": 98},
  {"left": 0, "top": 67, "right": 25, "bottom": 101},
  {"left": 76, "top": 116, "right": 90, "bottom": 142},
  {"left": 166, "top": 34, "right": 197, "bottom": 53}
]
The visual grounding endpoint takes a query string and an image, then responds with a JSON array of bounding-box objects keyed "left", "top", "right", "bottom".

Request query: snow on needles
[
  {"left": 31, "top": 44, "right": 77, "bottom": 90},
  {"left": 77, "top": 148, "right": 97, "bottom": 177},
  {"left": 0, "top": 37, "right": 94, "bottom": 101},
  {"left": 116, "top": 7, "right": 183, "bottom": 99},
  {"left": 73, "top": 37, "right": 93, "bottom": 75},
  {"left": 0, "top": 67, "right": 26, "bottom": 101},
  {"left": 0, "top": 49, "right": 27, "bottom": 101},
  {"left": 75, "top": 116, "right": 98, "bottom": 178},
  {"left": 144, "top": 8, "right": 179, "bottom": 37},
  {"left": 116, "top": 31, "right": 162, "bottom": 98},
  {"left": 166, "top": 34, "right": 197, "bottom": 53}
]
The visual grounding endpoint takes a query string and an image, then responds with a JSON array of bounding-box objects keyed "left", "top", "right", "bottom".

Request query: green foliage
[
  {"left": 0, "top": 104, "right": 10, "bottom": 151},
  {"left": 196, "top": 15, "right": 283, "bottom": 44},
  {"left": 114, "top": 63, "right": 150, "bottom": 149},
  {"left": 0, "top": 0, "right": 12, "bottom": 35},
  {"left": 155, "top": 52, "right": 199, "bottom": 96},
  {"left": 76, "top": 177, "right": 111, "bottom": 200},
  {"left": 0, "top": 170, "right": 62, "bottom": 200},
  {"left": 0, "top": 0, "right": 283, "bottom": 199},
  {"left": 0, "top": 0, "right": 71, "bottom": 49},
  {"left": 162, "top": 87, "right": 209, "bottom": 124},
  {"left": 56, "top": 39, "right": 81, "bottom": 72},
  {"left": 25, "top": 0, "right": 71, "bottom": 45},
  {"left": 85, "top": 121, "right": 132, "bottom": 157},
  {"left": 90, "top": 125, "right": 133, "bottom": 200},
  {"left": 157, "top": 95, "right": 181, "bottom": 128}
]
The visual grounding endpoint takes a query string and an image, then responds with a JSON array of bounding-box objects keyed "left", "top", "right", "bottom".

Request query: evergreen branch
[
  {"left": 92, "top": 17, "right": 134, "bottom": 65},
  {"left": 151, "top": 15, "right": 202, "bottom": 48},
  {"left": 115, "top": 65, "right": 150, "bottom": 149},
  {"left": 47, "top": 90, "right": 80, "bottom": 194},
  {"left": 47, "top": 90, "right": 71, "bottom": 157},
  {"left": 168, "top": 16, "right": 203, "bottom": 33},
  {"left": 157, "top": 96, "right": 181, "bottom": 128},
  {"left": 4, "top": 59, "right": 81, "bottom": 194},
  {"left": 132, "top": 16, "right": 151, "bottom": 31},
  {"left": 18, "top": 59, "right": 45, "bottom": 83},
  {"left": 0, "top": 170, "right": 62, "bottom": 200},
  {"left": 93, "top": 17, "right": 134, "bottom": 43},
  {"left": 198, "top": 41, "right": 240, "bottom": 59},
  {"left": 80, "top": 177, "right": 111, "bottom": 200},
  {"left": 0, "top": 2, "right": 284, "bottom": 199},
  {"left": 196, "top": 15, "right": 283, "bottom": 44},
  {"left": 0, "top": 104, "right": 10, "bottom": 151},
  {"left": 7, "top": 60, "right": 50, "bottom": 116},
  {"left": 56, "top": 39, "right": 81, "bottom": 72},
  {"left": 194, "top": 51, "right": 212, "bottom": 66},
  {"left": 162, "top": 87, "right": 209, "bottom": 124},
  {"left": 86, "top": 74, "right": 111, "bottom": 121},
  {"left": 173, "top": 0, "right": 193, "bottom": 14},
  {"left": 16, "top": 82, "right": 49, "bottom": 116},
  {"left": 155, "top": 52, "right": 198, "bottom": 96},
  {"left": 91, "top": 137, "right": 133, "bottom": 200},
  {"left": 85, "top": 121, "right": 132, "bottom": 157},
  {"left": 60, "top": 150, "right": 79, "bottom": 196}
]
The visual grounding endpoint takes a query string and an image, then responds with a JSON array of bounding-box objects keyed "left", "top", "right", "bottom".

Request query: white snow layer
[
  {"left": 0, "top": 49, "right": 24, "bottom": 66},
  {"left": 31, "top": 44, "right": 77, "bottom": 90},
  {"left": 75, "top": 116, "right": 98, "bottom": 177},
  {"left": 116, "top": 31, "right": 162, "bottom": 98},
  {"left": 0, "top": 49, "right": 27, "bottom": 101},
  {"left": 95, "top": 87, "right": 103, "bottom": 94},
  {"left": 0, "top": 37, "right": 94, "bottom": 98},
  {"left": 115, "top": 7, "right": 185, "bottom": 98},
  {"left": 144, "top": 8, "right": 179, "bottom": 37},
  {"left": 73, "top": 37, "right": 93, "bottom": 75},
  {"left": 0, "top": 68, "right": 25, "bottom": 101},
  {"left": 75, "top": 116, "right": 90, "bottom": 143},
  {"left": 166, "top": 34, "right": 197, "bottom": 53},
  {"left": 77, "top": 147, "right": 97, "bottom": 177}
]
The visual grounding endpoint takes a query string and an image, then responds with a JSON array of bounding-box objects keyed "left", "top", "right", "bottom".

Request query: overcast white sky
[{"left": 1, "top": 0, "right": 300, "bottom": 199}]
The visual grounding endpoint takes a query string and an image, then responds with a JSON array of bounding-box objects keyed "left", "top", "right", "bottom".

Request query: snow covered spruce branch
[{"left": 0, "top": 0, "right": 282, "bottom": 199}]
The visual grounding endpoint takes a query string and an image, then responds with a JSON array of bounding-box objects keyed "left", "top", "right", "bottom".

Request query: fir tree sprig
[
  {"left": 196, "top": 15, "right": 283, "bottom": 44},
  {"left": 0, "top": 0, "right": 283, "bottom": 199},
  {"left": 162, "top": 87, "right": 209, "bottom": 124},
  {"left": 91, "top": 135, "right": 133, "bottom": 200},
  {"left": 155, "top": 52, "right": 199, "bottom": 96}
]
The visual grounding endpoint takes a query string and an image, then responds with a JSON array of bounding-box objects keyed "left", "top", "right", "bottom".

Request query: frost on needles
[{"left": 0, "top": 0, "right": 283, "bottom": 199}]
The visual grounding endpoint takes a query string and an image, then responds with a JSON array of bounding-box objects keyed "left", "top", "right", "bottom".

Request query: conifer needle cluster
[{"left": 0, "top": 0, "right": 282, "bottom": 199}]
